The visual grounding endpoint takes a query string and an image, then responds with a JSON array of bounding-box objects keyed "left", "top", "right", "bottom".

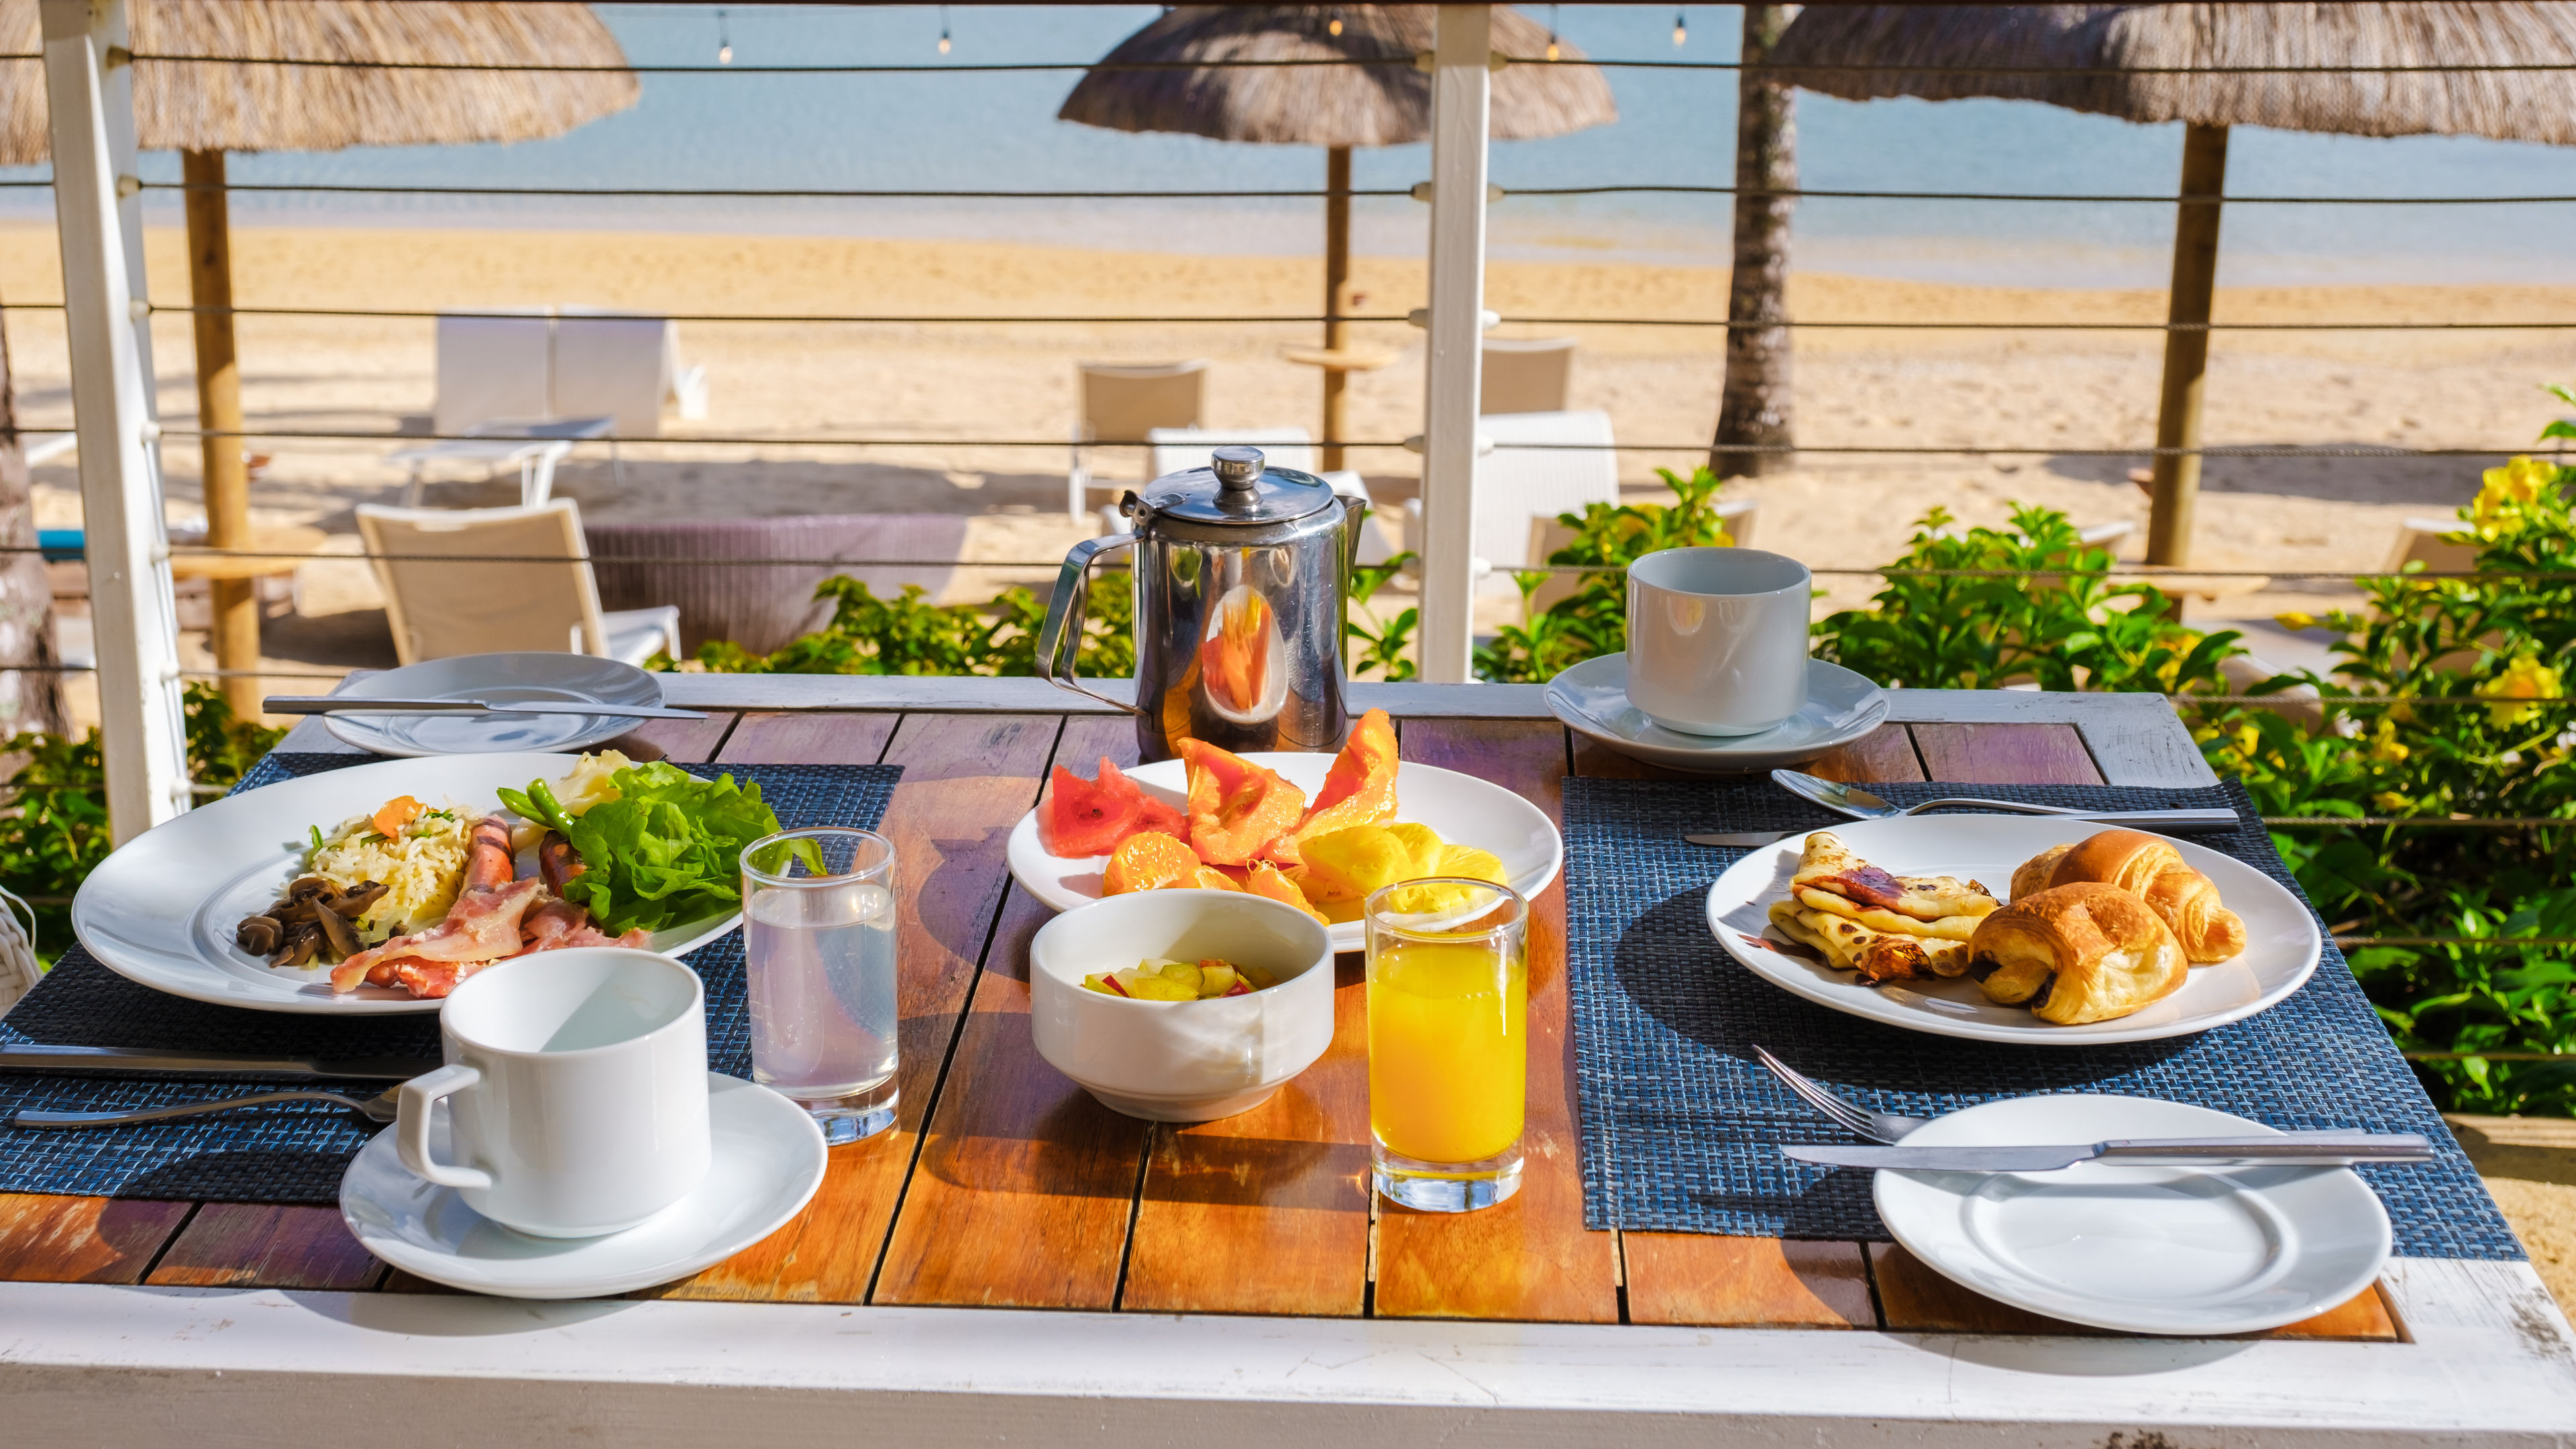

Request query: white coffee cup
[
  {"left": 1625, "top": 546, "right": 1813, "bottom": 737},
  {"left": 396, "top": 947, "right": 711, "bottom": 1238}
]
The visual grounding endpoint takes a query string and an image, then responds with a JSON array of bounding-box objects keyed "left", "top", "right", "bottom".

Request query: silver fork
[
  {"left": 5, "top": 1085, "right": 400, "bottom": 1130},
  {"left": 1753, "top": 1045, "right": 1929, "bottom": 1144}
]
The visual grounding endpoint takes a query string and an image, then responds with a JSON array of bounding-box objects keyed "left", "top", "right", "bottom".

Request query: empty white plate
[
  {"left": 74, "top": 752, "right": 741, "bottom": 1014},
  {"left": 1547, "top": 654, "right": 1889, "bottom": 774},
  {"left": 1006, "top": 752, "right": 1563, "bottom": 953},
  {"left": 341, "top": 1073, "right": 826, "bottom": 1299},
  {"left": 1872, "top": 1093, "right": 2392, "bottom": 1335},
  {"left": 323, "top": 653, "right": 666, "bottom": 757},
  {"left": 1705, "top": 814, "right": 2321, "bottom": 1044}
]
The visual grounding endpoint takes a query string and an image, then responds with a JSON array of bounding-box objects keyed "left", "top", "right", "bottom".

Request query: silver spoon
[{"left": 6, "top": 1085, "right": 400, "bottom": 1130}]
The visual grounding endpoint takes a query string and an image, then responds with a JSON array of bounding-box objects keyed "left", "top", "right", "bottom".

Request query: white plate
[
  {"left": 1006, "top": 752, "right": 1564, "bottom": 953},
  {"left": 341, "top": 1073, "right": 826, "bottom": 1299},
  {"left": 1874, "top": 1094, "right": 2392, "bottom": 1335},
  {"left": 323, "top": 653, "right": 665, "bottom": 757},
  {"left": 72, "top": 752, "right": 743, "bottom": 1015},
  {"left": 1547, "top": 655, "right": 1890, "bottom": 774},
  {"left": 1704, "top": 815, "right": 2320, "bottom": 1044}
]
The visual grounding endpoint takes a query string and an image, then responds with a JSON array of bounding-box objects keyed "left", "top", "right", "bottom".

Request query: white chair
[
  {"left": 356, "top": 498, "right": 679, "bottom": 667},
  {"left": 1071, "top": 361, "right": 1208, "bottom": 519},
  {"left": 433, "top": 312, "right": 552, "bottom": 438},
  {"left": 384, "top": 417, "right": 611, "bottom": 509},
  {"left": 1481, "top": 337, "right": 1577, "bottom": 416},
  {"left": 1146, "top": 427, "right": 1318, "bottom": 480},
  {"left": 553, "top": 311, "right": 707, "bottom": 437},
  {"left": 2383, "top": 516, "right": 2479, "bottom": 577}
]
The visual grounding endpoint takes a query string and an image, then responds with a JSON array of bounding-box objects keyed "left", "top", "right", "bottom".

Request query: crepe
[
  {"left": 1791, "top": 833, "right": 1999, "bottom": 922},
  {"left": 1768, "top": 899, "right": 1972, "bottom": 981},
  {"left": 1794, "top": 885, "right": 1986, "bottom": 942}
]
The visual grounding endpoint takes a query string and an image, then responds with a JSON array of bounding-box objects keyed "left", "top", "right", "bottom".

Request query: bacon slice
[
  {"left": 330, "top": 877, "right": 545, "bottom": 993},
  {"left": 519, "top": 896, "right": 647, "bottom": 954}
]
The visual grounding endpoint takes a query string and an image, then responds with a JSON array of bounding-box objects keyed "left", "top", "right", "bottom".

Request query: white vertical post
[
  {"left": 44, "top": 0, "right": 189, "bottom": 841},
  {"left": 1417, "top": 5, "right": 1492, "bottom": 685}
]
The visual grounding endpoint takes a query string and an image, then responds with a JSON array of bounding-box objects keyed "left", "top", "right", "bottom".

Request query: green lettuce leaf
[{"left": 515, "top": 762, "right": 784, "bottom": 936}]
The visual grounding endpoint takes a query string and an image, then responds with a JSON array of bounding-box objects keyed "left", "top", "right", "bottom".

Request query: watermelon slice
[{"left": 1044, "top": 758, "right": 1182, "bottom": 859}]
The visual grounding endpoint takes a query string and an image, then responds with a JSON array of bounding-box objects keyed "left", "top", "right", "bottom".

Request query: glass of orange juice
[{"left": 1364, "top": 878, "right": 1528, "bottom": 1212}]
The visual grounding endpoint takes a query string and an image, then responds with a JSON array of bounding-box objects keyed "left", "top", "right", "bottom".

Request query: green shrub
[
  {"left": 0, "top": 684, "right": 285, "bottom": 959},
  {"left": 2196, "top": 438, "right": 2574, "bottom": 1114},
  {"left": 679, "top": 577, "right": 1132, "bottom": 678}
]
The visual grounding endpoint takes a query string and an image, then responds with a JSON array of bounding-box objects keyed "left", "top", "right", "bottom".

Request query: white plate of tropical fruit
[{"left": 1005, "top": 710, "right": 1564, "bottom": 953}]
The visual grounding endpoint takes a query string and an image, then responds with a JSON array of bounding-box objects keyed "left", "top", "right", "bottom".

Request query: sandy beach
[{"left": 2, "top": 220, "right": 2571, "bottom": 704}]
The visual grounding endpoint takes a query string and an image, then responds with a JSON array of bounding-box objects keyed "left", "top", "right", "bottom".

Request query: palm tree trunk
[
  {"left": 0, "top": 292, "right": 66, "bottom": 740},
  {"left": 1714, "top": 3, "right": 1798, "bottom": 480}
]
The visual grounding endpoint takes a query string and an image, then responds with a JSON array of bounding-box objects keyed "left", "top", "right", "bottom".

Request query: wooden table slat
[
  {"left": 647, "top": 712, "right": 1063, "bottom": 1303},
  {"left": 145, "top": 1203, "right": 383, "bottom": 1291},
  {"left": 0, "top": 1194, "right": 192, "bottom": 1285},
  {"left": 1908, "top": 722, "right": 2106, "bottom": 786},
  {"left": 875, "top": 715, "right": 1149, "bottom": 1309},
  {"left": 1623, "top": 1235, "right": 1877, "bottom": 1328},
  {"left": 1371, "top": 719, "right": 1619, "bottom": 1324},
  {"left": 610, "top": 712, "right": 739, "bottom": 765}
]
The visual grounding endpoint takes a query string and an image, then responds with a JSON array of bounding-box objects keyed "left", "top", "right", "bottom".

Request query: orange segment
[
  {"left": 1102, "top": 832, "right": 1202, "bottom": 895},
  {"left": 1244, "top": 861, "right": 1328, "bottom": 925},
  {"left": 1179, "top": 739, "right": 1307, "bottom": 865},
  {"left": 1199, "top": 590, "right": 1273, "bottom": 714}
]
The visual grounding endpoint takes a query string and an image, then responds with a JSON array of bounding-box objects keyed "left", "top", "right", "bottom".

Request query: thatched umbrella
[
  {"left": 1770, "top": 2, "right": 2576, "bottom": 566},
  {"left": 0, "top": 1, "right": 636, "bottom": 715},
  {"left": 1059, "top": 5, "right": 1615, "bottom": 470}
]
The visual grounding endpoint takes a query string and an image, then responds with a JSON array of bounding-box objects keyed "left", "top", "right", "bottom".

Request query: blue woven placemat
[
  {"left": 1563, "top": 776, "right": 2521, "bottom": 1261},
  {"left": 0, "top": 753, "right": 900, "bottom": 1205}
]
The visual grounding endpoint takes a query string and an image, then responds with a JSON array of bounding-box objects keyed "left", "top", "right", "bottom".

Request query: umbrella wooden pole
[
  {"left": 2148, "top": 123, "right": 2227, "bottom": 568},
  {"left": 183, "top": 148, "right": 258, "bottom": 719},
  {"left": 1322, "top": 145, "right": 1351, "bottom": 472}
]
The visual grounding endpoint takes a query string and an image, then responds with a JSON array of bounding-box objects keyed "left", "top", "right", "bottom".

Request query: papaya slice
[
  {"left": 1244, "top": 861, "right": 1328, "bottom": 925},
  {"left": 1262, "top": 708, "right": 1399, "bottom": 867},
  {"left": 1179, "top": 739, "right": 1307, "bottom": 865},
  {"left": 1102, "top": 832, "right": 1203, "bottom": 895}
]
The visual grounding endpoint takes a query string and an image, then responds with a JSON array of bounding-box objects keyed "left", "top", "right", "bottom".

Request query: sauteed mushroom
[
  {"left": 235, "top": 914, "right": 284, "bottom": 955},
  {"left": 238, "top": 876, "right": 390, "bottom": 968}
]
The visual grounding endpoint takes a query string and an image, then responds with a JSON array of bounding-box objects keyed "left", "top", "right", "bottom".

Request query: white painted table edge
[{"left": 2, "top": 1259, "right": 2570, "bottom": 1446}]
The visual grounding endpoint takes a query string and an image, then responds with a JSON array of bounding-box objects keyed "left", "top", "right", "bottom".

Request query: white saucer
[
  {"left": 324, "top": 653, "right": 666, "bottom": 757},
  {"left": 1872, "top": 1094, "right": 2391, "bottom": 1335},
  {"left": 1546, "top": 655, "right": 1889, "bottom": 773},
  {"left": 341, "top": 1073, "right": 826, "bottom": 1299}
]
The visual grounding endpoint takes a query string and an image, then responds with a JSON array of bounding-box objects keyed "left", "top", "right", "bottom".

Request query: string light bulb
[
  {"left": 714, "top": 7, "right": 731, "bottom": 64},
  {"left": 1328, "top": 7, "right": 1343, "bottom": 38},
  {"left": 938, "top": 3, "right": 952, "bottom": 54},
  {"left": 1672, "top": 7, "right": 1687, "bottom": 48},
  {"left": 1545, "top": 4, "right": 1561, "bottom": 61}
]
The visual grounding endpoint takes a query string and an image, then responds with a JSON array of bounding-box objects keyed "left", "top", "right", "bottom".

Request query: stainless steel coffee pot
[{"left": 1040, "top": 445, "right": 1366, "bottom": 761}]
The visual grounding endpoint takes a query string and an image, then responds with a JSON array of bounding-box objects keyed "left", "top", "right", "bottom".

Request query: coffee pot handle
[{"left": 1038, "top": 531, "right": 1142, "bottom": 715}]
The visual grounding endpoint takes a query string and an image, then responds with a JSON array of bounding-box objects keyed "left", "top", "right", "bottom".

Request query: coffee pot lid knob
[{"left": 1212, "top": 445, "right": 1264, "bottom": 492}]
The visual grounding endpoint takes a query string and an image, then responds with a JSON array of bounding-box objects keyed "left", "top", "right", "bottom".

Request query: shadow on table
[{"left": 1932, "top": 1332, "right": 2255, "bottom": 1375}]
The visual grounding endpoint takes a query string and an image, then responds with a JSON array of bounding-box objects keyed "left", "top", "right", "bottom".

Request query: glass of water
[{"left": 741, "top": 827, "right": 899, "bottom": 1144}]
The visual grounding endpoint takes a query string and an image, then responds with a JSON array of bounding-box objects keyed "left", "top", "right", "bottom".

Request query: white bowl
[{"left": 1028, "top": 890, "right": 1336, "bottom": 1122}]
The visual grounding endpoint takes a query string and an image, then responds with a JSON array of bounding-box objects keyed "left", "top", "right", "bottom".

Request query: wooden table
[{"left": 7, "top": 680, "right": 2572, "bottom": 1443}]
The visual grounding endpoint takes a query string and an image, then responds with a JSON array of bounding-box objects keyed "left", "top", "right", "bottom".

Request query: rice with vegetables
[{"left": 307, "top": 803, "right": 474, "bottom": 943}]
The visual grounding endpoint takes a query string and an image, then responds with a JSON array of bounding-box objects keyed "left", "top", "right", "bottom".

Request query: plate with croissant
[{"left": 1703, "top": 820, "right": 2321, "bottom": 1044}]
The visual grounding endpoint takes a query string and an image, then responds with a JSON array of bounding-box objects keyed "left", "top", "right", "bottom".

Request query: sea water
[{"left": 745, "top": 880, "right": 900, "bottom": 1104}]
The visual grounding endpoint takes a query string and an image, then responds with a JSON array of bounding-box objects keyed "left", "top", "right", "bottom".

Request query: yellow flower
[
  {"left": 2479, "top": 655, "right": 2563, "bottom": 729},
  {"left": 2365, "top": 719, "right": 2410, "bottom": 765},
  {"left": 2232, "top": 724, "right": 2261, "bottom": 758},
  {"left": 2274, "top": 610, "right": 2317, "bottom": 632},
  {"left": 2374, "top": 791, "right": 2412, "bottom": 814},
  {"left": 2471, "top": 455, "right": 2557, "bottom": 533}
]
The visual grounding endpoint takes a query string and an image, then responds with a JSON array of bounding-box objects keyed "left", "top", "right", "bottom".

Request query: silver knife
[
  {"left": 0, "top": 1044, "right": 437, "bottom": 1081},
  {"left": 1782, "top": 1132, "right": 2436, "bottom": 1173},
  {"left": 1690, "top": 810, "right": 2237, "bottom": 849},
  {"left": 266, "top": 696, "right": 704, "bottom": 720}
]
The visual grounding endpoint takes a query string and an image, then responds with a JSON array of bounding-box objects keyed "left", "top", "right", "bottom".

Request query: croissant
[
  {"left": 2010, "top": 844, "right": 2072, "bottom": 903},
  {"left": 2042, "top": 830, "right": 2247, "bottom": 963},
  {"left": 1969, "top": 883, "right": 2188, "bottom": 1026}
]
